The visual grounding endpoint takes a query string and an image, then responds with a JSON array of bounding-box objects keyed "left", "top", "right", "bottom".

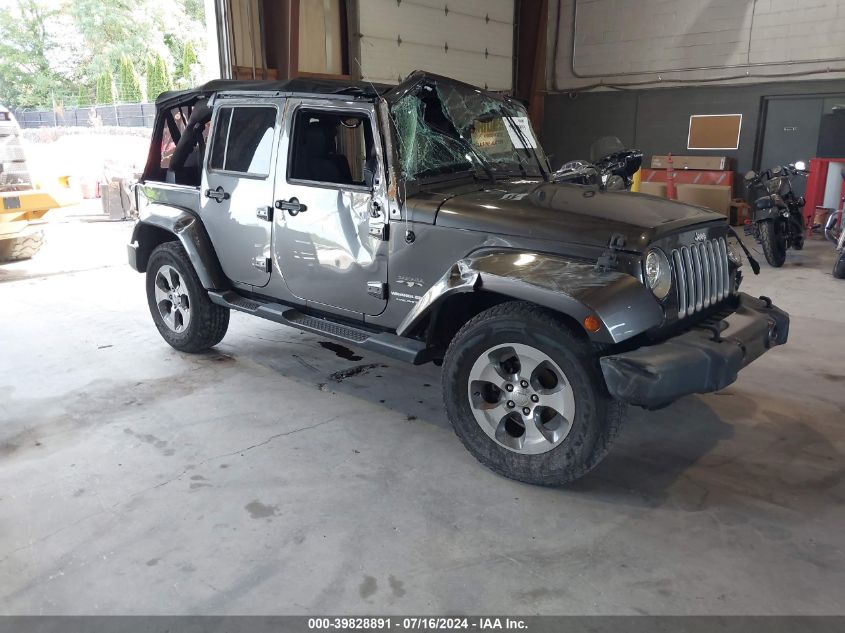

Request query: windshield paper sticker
[{"left": 504, "top": 117, "right": 537, "bottom": 149}]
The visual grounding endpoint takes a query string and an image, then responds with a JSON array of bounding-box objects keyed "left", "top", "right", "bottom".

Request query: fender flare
[
  {"left": 752, "top": 207, "right": 783, "bottom": 222},
  {"left": 129, "top": 204, "right": 229, "bottom": 290},
  {"left": 396, "top": 251, "right": 664, "bottom": 345}
]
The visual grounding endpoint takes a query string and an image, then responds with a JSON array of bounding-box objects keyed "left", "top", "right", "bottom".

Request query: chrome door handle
[
  {"left": 205, "top": 186, "right": 230, "bottom": 203},
  {"left": 275, "top": 197, "right": 307, "bottom": 216}
]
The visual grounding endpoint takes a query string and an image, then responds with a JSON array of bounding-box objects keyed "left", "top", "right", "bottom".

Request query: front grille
[{"left": 671, "top": 238, "right": 731, "bottom": 318}]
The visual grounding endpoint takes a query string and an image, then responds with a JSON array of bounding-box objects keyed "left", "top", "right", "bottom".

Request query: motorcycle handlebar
[{"left": 746, "top": 165, "right": 807, "bottom": 189}]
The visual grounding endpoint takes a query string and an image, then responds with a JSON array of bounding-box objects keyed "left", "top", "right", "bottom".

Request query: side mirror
[{"left": 794, "top": 160, "right": 807, "bottom": 171}]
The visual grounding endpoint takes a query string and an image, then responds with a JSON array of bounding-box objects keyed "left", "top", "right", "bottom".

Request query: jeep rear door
[
  {"left": 272, "top": 98, "right": 389, "bottom": 316},
  {"left": 200, "top": 97, "right": 282, "bottom": 288}
]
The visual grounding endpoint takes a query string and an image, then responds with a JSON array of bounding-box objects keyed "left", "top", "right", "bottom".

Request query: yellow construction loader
[{"left": 0, "top": 105, "right": 80, "bottom": 261}]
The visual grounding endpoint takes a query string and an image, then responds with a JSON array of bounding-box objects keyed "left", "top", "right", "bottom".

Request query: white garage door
[{"left": 359, "top": 0, "right": 514, "bottom": 91}]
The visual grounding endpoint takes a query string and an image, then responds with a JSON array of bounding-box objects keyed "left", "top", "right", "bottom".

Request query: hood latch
[{"left": 595, "top": 233, "right": 626, "bottom": 272}]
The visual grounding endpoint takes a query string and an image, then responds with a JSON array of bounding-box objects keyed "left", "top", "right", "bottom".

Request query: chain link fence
[{"left": 12, "top": 104, "right": 156, "bottom": 129}]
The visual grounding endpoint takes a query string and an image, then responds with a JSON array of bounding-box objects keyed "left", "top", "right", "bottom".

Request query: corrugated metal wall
[
  {"left": 358, "top": 0, "right": 514, "bottom": 90},
  {"left": 552, "top": 0, "right": 845, "bottom": 90}
]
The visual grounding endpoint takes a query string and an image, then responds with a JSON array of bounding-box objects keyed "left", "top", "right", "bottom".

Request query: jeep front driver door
[
  {"left": 201, "top": 99, "right": 282, "bottom": 288},
  {"left": 273, "top": 99, "right": 389, "bottom": 316}
]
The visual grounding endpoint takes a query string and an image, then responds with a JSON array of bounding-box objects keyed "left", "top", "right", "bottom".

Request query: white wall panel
[
  {"left": 551, "top": 0, "right": 845, "bottom": 89},
  {"left": 405, "top": 0, "right": 513, "bottom": 23},
  {"left": 359, "top": 0, "right": 514, "bottom": 90}
]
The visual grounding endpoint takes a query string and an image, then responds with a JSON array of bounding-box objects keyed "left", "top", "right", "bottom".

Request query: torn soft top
[
  {"left": 154, "top": 77, "right": 395, "bottom": 108},
  {"left": 155, "top": 71, "right": 510, "bottom": 110}
]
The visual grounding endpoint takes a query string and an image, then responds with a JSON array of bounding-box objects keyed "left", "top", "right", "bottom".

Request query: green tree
[
  {"left": 96, "top": 71, "right": 114, "bottom": 104},
  {"left": 69, "top": 0, "right": 207, "bottom": 87},
  {"left": 77, "top": 83, "right": 93, "bottom": 107},
  {"left": 0, "top": 0, "right": 70, "bottom": 108},
  {"left": 176, "top": 40, "right": 199, "bottom": 87},
  {"left": 117, "top": 54, "right": 142, "bottom": 103},
  {"left": 145, "top": 52, "right": 172, "bottom": 102},
  {"left": 0, "top": 0, "right": 208, "bottom": 110},
  {"left": 182, "top": 0, "right": 205, "bottom": 23}
]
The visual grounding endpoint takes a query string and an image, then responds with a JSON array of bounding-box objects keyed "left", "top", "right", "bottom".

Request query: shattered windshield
[{"left": 389, "top": 80, "right": 547, "bottom": 181}]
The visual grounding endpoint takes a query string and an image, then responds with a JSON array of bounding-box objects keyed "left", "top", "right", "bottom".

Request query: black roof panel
[{"left": 155, "top": 77, "right": 394, "bottom": 106}]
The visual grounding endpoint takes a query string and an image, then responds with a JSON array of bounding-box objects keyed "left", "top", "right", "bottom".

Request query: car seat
[{"left": 298, "top": 121, "right": 353, "bottom": 185}]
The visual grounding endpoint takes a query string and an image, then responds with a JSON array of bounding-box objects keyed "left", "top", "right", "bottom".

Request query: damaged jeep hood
[{"left": 432, "top": 181, "right": 724, "bottom": 251}]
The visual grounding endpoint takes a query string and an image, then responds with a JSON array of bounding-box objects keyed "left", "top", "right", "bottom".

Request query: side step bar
[{"left": 208, "top": 290, "right": 431, "bottom": 365}]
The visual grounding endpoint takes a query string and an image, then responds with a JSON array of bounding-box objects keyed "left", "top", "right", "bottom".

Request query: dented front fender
[{"left": 396, "top": 251, "right": 664, "bottom": 344}]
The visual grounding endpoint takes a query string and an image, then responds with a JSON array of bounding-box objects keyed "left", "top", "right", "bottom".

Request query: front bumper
[{"left": 600, "top": 293, "right": 789, "bottom": 409}]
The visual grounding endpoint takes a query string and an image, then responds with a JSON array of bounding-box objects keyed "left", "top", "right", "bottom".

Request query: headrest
[
  {"left": 187, "top": 101, "right": 211, "bottom": 126},
  {"left": 303, "top": 121, "right": 334, "bottom": 156}
]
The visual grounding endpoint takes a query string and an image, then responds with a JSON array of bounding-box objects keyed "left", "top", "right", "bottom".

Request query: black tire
[
  {"left": 146, "top": 241, "right": 229, "bottom": 352},
  {"left": 790, "top": 215, "right": 804, "bottom": 250},
  {"left": 442, "top": 301, "right": 627, "bottom": 486},
  {"left": 759, "top": 219, "right": 787, "bottom": 267},
  {"left": 0, "top": 230, "right": 44, "bottom": 262},
  {"left": 834, "top": 252, "right": 845, "bottom": 279}
]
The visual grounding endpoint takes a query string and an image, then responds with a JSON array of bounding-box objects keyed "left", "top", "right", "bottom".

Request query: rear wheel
[
  {"left": 759, "top": 219, "right": 787, "bottom": 267},
  {"left": 0, "top": 230, "right": 44, "bottom": 262},
  {"left": 834, "top": 251, "right": 845, "bottom": 279},
  {"left": 146, "top": 241, "right": 229, "bottom": 352},
  {"left": 442, "top": 302, "right": 626, "bottom": 486}
]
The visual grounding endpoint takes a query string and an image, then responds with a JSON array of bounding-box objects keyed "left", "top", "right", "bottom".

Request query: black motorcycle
[
  {"left": 744, "top": 162, "right": 807, "bottom": 267},
  {"left": 553, "top": 137, "right": 643, "bottom": 191}
]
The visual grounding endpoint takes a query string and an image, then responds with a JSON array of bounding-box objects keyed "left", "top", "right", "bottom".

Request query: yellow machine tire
[{"left": 0, "top": 230, "right": 44, "bottom": 262}]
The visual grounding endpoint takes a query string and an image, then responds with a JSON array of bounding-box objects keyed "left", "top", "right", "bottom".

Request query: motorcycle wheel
[
  {"left": 790, "top": 214, "right": 805, "bottom": 250},
  {"left": 834, "top": 251, "right": 845, "bottom": 279},
  {"left": 759, "top": 219, "right": 787, "bottom": 267}
]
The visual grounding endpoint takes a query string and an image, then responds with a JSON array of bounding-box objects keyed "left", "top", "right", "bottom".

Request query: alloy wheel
[
  {"left": 467, "top": 343, "right": 576, "bottom": 455},
  {"left": 154, "top": 264, "right": 191, "bottom": 333}
]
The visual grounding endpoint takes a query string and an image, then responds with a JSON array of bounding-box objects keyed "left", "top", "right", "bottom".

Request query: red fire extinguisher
[{"left": 666, "top": 153, "right": 677, "bottom": 200}]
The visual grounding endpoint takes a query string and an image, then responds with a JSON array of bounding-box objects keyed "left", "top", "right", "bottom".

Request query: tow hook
[{"left": 767, "top": 319, "right": 779, "bottom": 346}]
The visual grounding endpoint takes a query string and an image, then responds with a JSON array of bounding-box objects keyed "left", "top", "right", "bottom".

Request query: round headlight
[{"left": 645, "top": 249, "right": 672, "bottom": 300}]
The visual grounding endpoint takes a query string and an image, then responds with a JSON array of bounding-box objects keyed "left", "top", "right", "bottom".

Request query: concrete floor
[{"left": 1, "top": 216, "right": 844, "bottom": 615}]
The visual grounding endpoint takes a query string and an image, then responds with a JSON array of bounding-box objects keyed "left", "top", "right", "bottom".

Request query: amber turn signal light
[{"left": 583, "top": 315, "right": 601, "bottom": 333}]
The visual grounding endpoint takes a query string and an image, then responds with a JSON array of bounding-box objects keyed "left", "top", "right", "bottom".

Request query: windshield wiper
[
  {"left": 500, "top": 110, "right": 548, "bottom": 182},
  {"left": 455, "top": 134, "right": 496, "bottom": 184}
]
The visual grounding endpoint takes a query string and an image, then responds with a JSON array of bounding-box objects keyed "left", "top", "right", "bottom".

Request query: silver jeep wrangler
[{"left": 128, "top": 72, "right": 789, "bottom": 485}]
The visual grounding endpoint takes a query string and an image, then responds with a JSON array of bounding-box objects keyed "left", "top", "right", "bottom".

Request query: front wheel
[
  {"left": 759, "top": 219, "right": 787, "bottom": 267},
  {"left": 145, "top": 241, "right": 230, "bottom": 352},
  {"left": 0, "top": 230, "right": 44, "bottom": 262},
  {"left": 834, "top": 251, "right": 845, "bottom": 279},
  {"left": 442, "top": 302, "right": 627, "bottom": 486}
]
